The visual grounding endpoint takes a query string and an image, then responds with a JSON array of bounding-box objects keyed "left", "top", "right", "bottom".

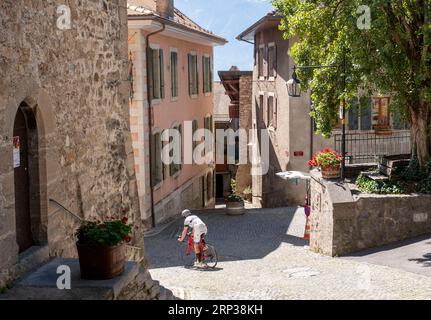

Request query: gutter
[{"left": 145, "top": 22, "right": 166, "bottom": 228}]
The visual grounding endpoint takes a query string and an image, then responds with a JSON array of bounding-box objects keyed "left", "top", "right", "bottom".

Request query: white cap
[{"left": 181, "top": 209, "right": 191, "bottom": 217}]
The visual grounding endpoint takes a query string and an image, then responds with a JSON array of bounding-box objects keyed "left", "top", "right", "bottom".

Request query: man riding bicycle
[{"left": 178, "top": 209, "right": 208, "bottom": 268}]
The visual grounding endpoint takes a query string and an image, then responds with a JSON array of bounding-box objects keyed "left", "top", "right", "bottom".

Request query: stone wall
[
  {"left": 236, "top": 75, "right": 252, "bottom": 195},
  {"left": 0, "top": 0, "right": 144, "bottom": 287},
  {"left": 310, "top": 170, "right": 431, "bottom": 256}
]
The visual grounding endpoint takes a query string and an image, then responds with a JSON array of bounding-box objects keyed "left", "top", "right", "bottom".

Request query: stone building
[
  {"left": 237, "top": 11, "right": 411, "bottom": 208},
  {"left": 127, "top": 0, "right": 226, "bottom": 227},
  {"left": 216, "top": 68, "right": 253, "bottom": 198},
  {"left": 0, "top": 0, "right": 143, "bottom": 288}
]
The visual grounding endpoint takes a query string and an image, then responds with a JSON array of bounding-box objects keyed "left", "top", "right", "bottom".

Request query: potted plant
[
  {"left": 226, "top": 179, "right": 245, "bottom": 215},
  {"left": 308, "top": 148, "right": 342, "bottom": 179},
  {"left": 242, "top": 185, "right": 252, "bottom": 202},
  {"left": 75, "top": 217, "right": 132, "bottom": 280}
]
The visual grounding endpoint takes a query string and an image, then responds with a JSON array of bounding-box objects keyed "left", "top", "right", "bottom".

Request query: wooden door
[{"left": 13, "top": 107, "right": 33, "bottom": 253}]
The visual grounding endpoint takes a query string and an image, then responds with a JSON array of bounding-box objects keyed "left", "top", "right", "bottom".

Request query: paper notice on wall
[{"left": 13, "top": 136, "right": 20, "bottom": 168}]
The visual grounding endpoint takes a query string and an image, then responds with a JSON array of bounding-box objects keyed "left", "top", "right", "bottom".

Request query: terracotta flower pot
[
  {"left": 320, "top": 165, "right": 340, "bottom": 179},
  {"left": 76, "top": 242, "right": 126, "bottom": 280}
]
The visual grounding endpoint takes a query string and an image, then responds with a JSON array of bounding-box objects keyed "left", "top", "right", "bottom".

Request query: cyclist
[{"left": 178, "top": 209, "right": 208, "bottom": 268}]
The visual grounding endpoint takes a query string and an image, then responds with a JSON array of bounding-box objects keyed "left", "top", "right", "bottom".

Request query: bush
[
  {"left": 76, "top": 218, "right": 132, "bottom": 247},
  {"left": 355, "top": 174, "right": 404, "bottom": 195}
]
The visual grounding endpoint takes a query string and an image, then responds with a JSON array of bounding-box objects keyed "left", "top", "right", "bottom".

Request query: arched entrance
[{"left": 13, "top": 102, "right": 40, "bottom": 253}]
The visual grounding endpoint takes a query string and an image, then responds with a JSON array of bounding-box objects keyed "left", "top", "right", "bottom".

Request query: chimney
[{"left": 156, "top": 0, "right": 174, "bottom": 19}]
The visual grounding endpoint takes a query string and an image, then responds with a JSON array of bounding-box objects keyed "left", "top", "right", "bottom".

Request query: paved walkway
[
  {"left": 144, "top": 208, "right": 431, "bottom": 300},
  {"left": 345, "top": 235, "right": 431, "bottom": 277}
]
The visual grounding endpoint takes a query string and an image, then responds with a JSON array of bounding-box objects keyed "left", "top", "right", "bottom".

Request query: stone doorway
[{"left": 13, "top": 103, "right": 41, "bottom": 253}]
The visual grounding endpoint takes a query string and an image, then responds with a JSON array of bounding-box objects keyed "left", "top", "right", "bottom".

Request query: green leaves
[
  {"left": 76, "top": 219, "right": 132, "bottom": 247},
  {"left": 274, "top": 0, "right": 431, "bottom": 140}
]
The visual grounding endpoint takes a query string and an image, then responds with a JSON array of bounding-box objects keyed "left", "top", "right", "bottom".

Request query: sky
[{"left": 175, "top": 0, "right": 274, "bottom": 80}]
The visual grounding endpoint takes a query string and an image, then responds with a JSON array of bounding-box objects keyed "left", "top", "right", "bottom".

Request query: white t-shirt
[{"left": 184, "top": 215, "right": 205, "bottom": 229}]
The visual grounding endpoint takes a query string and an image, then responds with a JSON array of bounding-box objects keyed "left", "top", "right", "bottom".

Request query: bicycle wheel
[
  {"left": 178, "top": 243, "right": 195, "bottom": 268},
  {"left": 203, "top": 244, "right": 218, "bottom": 269}
]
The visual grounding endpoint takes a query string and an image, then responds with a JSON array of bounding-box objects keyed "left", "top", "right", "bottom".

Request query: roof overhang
[
  {"left": 236, "top": 14, "right": 281, "bottom": 43},
  {"left": 128, "top": 15, "right": 227, "bottom": 47},
  {"left": 218, "top": 70, "right": 253, "bottom": 104}
]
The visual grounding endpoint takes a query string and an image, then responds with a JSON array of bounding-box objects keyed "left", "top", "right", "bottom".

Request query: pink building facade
[{"left": 127, "top": 1, "right": 226, "bottom": 227}]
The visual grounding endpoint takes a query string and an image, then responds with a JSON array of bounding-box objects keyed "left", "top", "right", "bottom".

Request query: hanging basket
[{"left": 320, "top": 165, "right": 340, "bottom": 179}]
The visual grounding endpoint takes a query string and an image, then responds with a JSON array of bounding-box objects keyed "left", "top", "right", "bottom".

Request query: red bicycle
[{"left": 177, "top": 230, "right": 218, "bottom": 269}]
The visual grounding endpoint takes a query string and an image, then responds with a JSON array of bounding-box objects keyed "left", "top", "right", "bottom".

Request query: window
[
  {"left": 372, "top": 97, "right": 391, "bottom": 129},
  {"left": 258, "top": 45, "right": 265, "bottom": 78},
  {"left": 151, "top": 132, "right": 163, "bottom": 187},
  {"left": 170, "top": 124, "right": 182, "bottom": 177},
  {"left": 259, "top": 94, "right": 265, "bottom": 127},
  {"left": 188, "top": 53, "right": 199, "bottom": 96},
  {"left": 267, "top": 95, "right": 277, "bottom": 129},
  {"left": 170, "top": 51, "right": 178, "bottom": 98},
  {"left": 347, "top": 97, "right": 373, "bottom": 131},
  {"left": 268, "top": 43, "right": 276, "bottom": 78},
  {"left": 204, "top": 116, "right": 213, "bottom": 154},
  {"left": 148, "top": 47, "right": 165, "bottom": 101},
  {"left": 203, "top": 55, "right": 213, "bottom": 94},
  {"left": 192, "top": 119, "right": 199, "bottom": 152}
]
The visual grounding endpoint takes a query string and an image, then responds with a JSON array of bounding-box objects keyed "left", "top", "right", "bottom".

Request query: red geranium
[{"left": 308, "top": 149, "right": 342, "bottom": 169}]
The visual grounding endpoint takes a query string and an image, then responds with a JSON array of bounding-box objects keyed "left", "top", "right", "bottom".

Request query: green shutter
[
  {"left": 209, "top": 57, "right": 213, "bottom": 92},
  {"left": 159, "top": 49, "right": 165, "bottom": 99},
  {"left": 196, "top": 56, "right": 199, "bottom": 94},
  {"left": 202, "top": 56, "right": 206, "bottom": 94},
  {"left": 188, "top": 54, "right": 192, "bottom": 96},
  {"left": 147, "top": 48, "right": 154, "bottom": 100}
]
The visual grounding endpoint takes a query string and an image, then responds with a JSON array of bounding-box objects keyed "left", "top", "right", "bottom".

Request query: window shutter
[
  {"left": 263, "top": 46, "right": 268, "bottom": 78},
  {"left": 147, "top": 48, "right": 154, "bottom": 100},
  {"left": 348, "top": 99, "right": 359, "bottom": 130},
  {"left": 196, "top": 56, "right": 199, "bottom": 94},
  {"left": 159, "top": 49, "right": 165, "bottom": 99},
  {"left": 273, "top": 98, "right": 278, "bottom": 129},
  {"left": 274, "top": 45, "right": 277, "bottom": 78},
  {"left": 209, "top": 56, "right": 213, "bottom": 92},
  {"left": 188, "top": 54, "right": 192, "bottom": 96},
  {"left": 202, "top": 56, "right": 206, "bottom": 94}
]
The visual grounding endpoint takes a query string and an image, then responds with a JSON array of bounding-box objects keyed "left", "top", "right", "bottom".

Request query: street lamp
[
  {"left": 287, "top": 61, "right": 347, "bottom": 180},
  {"left": 286, "top": 66, "right": 301, "bottom": 97}
]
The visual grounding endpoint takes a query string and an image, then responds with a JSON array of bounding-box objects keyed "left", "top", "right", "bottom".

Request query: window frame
[
  {"left": 267, "top": 42, "right": 276, "bottom": 81},
  {"left": 148, "top": 44, "right": 165, "bottom": 103}
]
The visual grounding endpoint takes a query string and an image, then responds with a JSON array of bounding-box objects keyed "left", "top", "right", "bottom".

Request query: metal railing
[{"left": 334, "top": 131, "right": 411, "bottom": 164}]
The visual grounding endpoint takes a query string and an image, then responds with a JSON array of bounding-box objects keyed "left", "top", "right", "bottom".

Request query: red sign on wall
[{"left": 294, "top": 151, "right": 304, "bottom": 157}]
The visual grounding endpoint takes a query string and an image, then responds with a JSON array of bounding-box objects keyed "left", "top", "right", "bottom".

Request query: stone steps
[{"left": 0, "top": 258, "right": 177, "bottom": 300}]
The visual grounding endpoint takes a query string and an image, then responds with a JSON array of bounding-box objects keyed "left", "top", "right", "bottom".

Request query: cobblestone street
[{"left": 145, "top": 208, "right": 431, "bottom": 300}]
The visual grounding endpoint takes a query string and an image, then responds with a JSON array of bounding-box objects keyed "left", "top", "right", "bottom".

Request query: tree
[{"left": 274, "top": 0, "right": 431, "bottom": 167}]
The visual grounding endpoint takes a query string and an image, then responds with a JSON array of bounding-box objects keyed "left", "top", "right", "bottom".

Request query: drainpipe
[{"left": 146, "top": 22, "right": 166, "bottom": 228}]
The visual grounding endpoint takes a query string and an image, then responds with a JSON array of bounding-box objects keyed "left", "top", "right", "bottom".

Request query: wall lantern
[{"left": 286, "top": 66, "right": 301, "bottom": 98}]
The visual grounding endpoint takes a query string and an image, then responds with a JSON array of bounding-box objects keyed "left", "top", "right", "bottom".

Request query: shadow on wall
[{"left": 144, "top": 207, "right": 307, "bottom": 269}]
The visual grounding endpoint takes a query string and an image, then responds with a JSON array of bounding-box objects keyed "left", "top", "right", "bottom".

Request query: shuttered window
[
  {"left": 188, "top": 53, "right": 199, "bottom": 96},
  {"left": 170, "top": 51, "right": 178, "bottom": 98},
  {"left": 170, "top": 125, "right": 182, "bottom": 176},
  {"left": 204, "top": 116, "right": 213, "bottom": 154},
  {"left": 151, "top": 132, "right": 163, "bottom": 187},
  {"left": 203, "top": 56, "right": 213, "bottom": 94},
  {"left": 258, "top": 46, "right": 264, "bottom": 78},
  {"left": 267, "top": 96, "right": 277, "bottom": 128},
  {"left": 268, "top": 44, "right": 276, "bottom": 78},
  {"left": 148, "top": 47, "right": 165, "bottom": 101}
]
